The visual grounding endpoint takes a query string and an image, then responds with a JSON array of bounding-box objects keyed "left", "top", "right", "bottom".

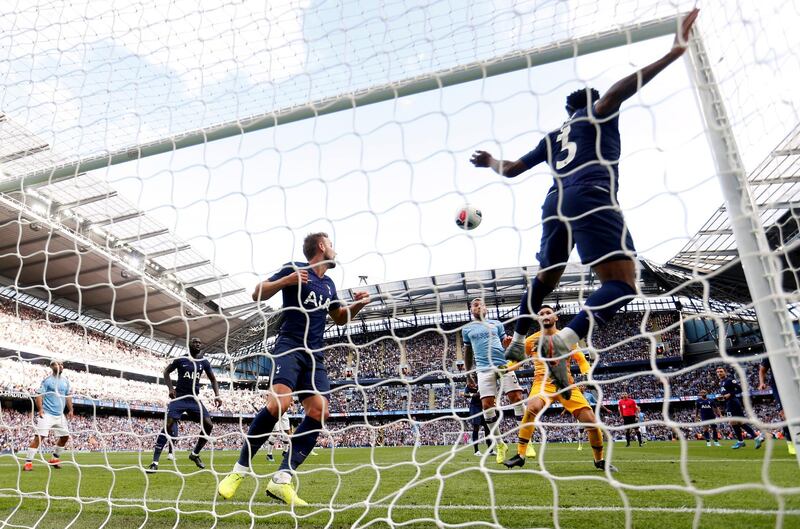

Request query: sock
[
  {"left": 267, "top": 439, "right": 275, "bottom": 456},
  {"left": 53, "top": 446, "right": 64, "bottom": 458},
  {"left": 273, "top": 470, "right": 292, "bottom": 484},
  {"left": 168, "top": 422, "right": 178, "bottom": 453},
  {"left": 703, "top": 429, "right": 710, "bottom": 442},
  {"left": 233, "top": 462, "right": 249, "bottom": 476},
  {"left": 25, "top": 447, "right": 36, "bottom": 462},
  {"left": 192, "top": 421, "right": 212, "bottom": 455},
  {"left": 279, "top": 417, "right": 322, "bottom": 472},
  {"left": 732, "top": 424, "right": 743, "bottom": 441},
  {"left": 482, "top": 424, "right": 493, "bottom": 450},
  {"left": 636, "top": 430, "right": 642, "bottom": 444},
  {"left": 153, "top": 428, "right": 169, "bottom": 463},
  {"left": 514, "top": 278, "right": 555, "bottom": 336},
  {"left": 557, "top": 327, "right": 580, "bottom": 350},
  {"left": 513, "top": 402, "right": 525, "bottom": 420},
  {"left": 711, "top": 425, "right": 719, "bottom": 441},
  {"left": 587, "top": 428, "right": 604, "bottom": 462},
  {"left": 566, "top": 280, "right": 635, "bottom": 340},
  {"left": 237, "top": 407, "right": 280, "bottom": 467},
  {"left": 741, "top": 424, "right": 758, "bottom": 439},
  {"left": 783, "top": 426, "right": 792, "bottom": 441},
  {"left": 472, "top": 426, "right": 480, "bottom": 451},
  {"left": 517, "top": 409, "right": 535, "bottom": 457}
]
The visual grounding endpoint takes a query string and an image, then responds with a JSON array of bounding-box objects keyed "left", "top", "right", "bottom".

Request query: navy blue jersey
[
  {"left": 696, "top": 397, "right": 716, "bottom": 420},
  {"left": 270, "top": 262, "right": 342, "bottom": 350},
  {"left": 520, "top": 106, "right": 621, "bottom": 192},
  {"left": 719, "top": 376, "right": 742, "bottom": 400},
  {"left": 171, "top": 356, "right": 212, "bottom": 397}
]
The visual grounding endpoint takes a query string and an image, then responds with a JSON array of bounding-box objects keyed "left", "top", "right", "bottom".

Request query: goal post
[{"left": 685, "top": 31, "right": 800, "bottom": 465}]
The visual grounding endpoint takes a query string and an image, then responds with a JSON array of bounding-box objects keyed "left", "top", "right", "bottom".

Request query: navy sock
[
  {"left": 193, "top": 422, "right": 212, "bottom": 454},
  {"left": 711, "top": 425, "right": 719, "bottom": 441},
  {"left": 514, "top": 278, "right": 555, "bottom": 336},
  {"left": 279, "top": 417, "right": 322, "bottom": 472},
  {"left": 237, "top": 407, "right": 279, "bottom": 467},
  {"left": 784, "top": 426, "right": 792, "bottom": 441},
  {"left": 567, "top": 280, "right": 635, "bottom": 340},
  {"left": 732, "top": 424, "right": 743, "bottom": 441},
  {"left": 483, "top": 424, "right": 493, "bottom": 449},
  {"left": 472, "top": 426, "right": 480, "bottom": 451},
  {"left": 153, "top": 428, "right": 170, "bottom": 463},
  {"left": 703, "top": 430, "right": 710, "bottom": 442}
]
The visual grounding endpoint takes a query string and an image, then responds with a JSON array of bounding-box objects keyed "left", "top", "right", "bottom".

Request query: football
[{"left": 455, "top": 205, "right": 482, "bottom": 230}]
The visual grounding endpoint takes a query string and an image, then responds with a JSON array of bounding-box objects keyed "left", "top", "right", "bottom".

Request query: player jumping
[
  {"left": 147, "top": 337, "right": 222, "bottom": 473},
  {"left": 24, "top": 360, "right": 72, "bottom": 471},
  {"left": 716, "top": 367, "right": 764, "bottom": 449},
  {"left": 470, "top": 9, "right": 700, "bottom": 381},
  {"left": 462, "top": 297, "right": 531, "bottom": 463},
  {"left": 217, "top": 232, "right": 370, "bottom": 506},
  {"left": 504, "top": 306, "right": 616, "bottom": 472}
]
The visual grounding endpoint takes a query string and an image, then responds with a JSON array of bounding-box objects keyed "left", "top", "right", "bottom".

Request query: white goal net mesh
[{"left": 1, "top": 1, "right": 800, "bottom": 528}]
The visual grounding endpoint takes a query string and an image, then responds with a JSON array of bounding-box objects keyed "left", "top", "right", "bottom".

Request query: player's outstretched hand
[
  {"left": 470, "top": 150, "right": 493, "bottom": 168},
  {"left": 671, "top": 7, "right": 699, "bottom": 56},
  {"left": 352, "top": 291, "right": 370, "bottom": 306},
  {"left": 214, "top": 396, "right": 223, "bottom": 408}
]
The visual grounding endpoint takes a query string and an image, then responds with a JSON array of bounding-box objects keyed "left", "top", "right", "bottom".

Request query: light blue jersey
[
  {"left": 39, "top": 375, "right": 70, "bottom": 416},
  {"left": 585, "top": 391, "right": 598, "bottom": 406},
  {"left": 462, "top": 319, "right": 506, "bottom": 370}
]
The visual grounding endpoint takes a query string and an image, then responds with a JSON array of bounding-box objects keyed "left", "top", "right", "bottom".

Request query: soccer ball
[{"left": 455, "top": 205, "right": 482, "bottom": 230}]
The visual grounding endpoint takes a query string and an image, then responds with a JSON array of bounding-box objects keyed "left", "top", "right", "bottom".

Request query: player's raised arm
[
  {"left": 758, "top": 363, "right": 769, "bottom": 391},
  {"left": 594, "top": 8, "right": 699, "bottom": 117},
  {"left": 328, "top": 291, "right": 370, "bottom": 326},
  {"left": 204, "top": 362, "right": 223, "bottom": 408},
  {"left": 469, "top": 150, "right": 530, "bottom": 178},
  {"left": 252, "top": 265, "right": 308, "bottom": 302}
]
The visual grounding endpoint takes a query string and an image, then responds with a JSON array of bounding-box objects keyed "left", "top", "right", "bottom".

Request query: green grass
[{"left": 1, "top": 441, "right": 799, "bottom": 528}]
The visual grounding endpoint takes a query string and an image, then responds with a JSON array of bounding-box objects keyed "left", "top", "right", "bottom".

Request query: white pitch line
[{"left": 0, "top": 493, "right": 797, "bottom": 517}]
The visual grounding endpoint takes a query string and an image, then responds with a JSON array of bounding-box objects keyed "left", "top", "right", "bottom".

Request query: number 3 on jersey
[{"left": 555, "top": 124, "right": 577, "bottom": 170}]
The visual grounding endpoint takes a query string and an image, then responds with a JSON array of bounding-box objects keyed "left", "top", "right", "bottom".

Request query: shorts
[
  {"left": 35, "top": 414, "right": 69, "bottom": 437},
  {"left": 529, "top": 381, "right": 591, "bottom": 416},
  {"left": 538, "top": 185, "right": 636, "bottom": 268},
  {"left": 726, "top": 398, "right": 745, "bottom": 418},
  {"left": 167, "top": 396, "right": 210, "bottom": 421},
  {"left": 271, "top": 338, "right": 330, "bottom": 395},
  {"left": 622, "top": 415, "right": 638, "bottom": 426},
  {"left": 468, "top": 401, "right": 484, "bottom": 426},
  {"left": 477, "top": 369, "right": 522, "bottom": 400}
]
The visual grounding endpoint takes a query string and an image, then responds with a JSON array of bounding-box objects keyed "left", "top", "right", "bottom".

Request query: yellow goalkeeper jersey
[{"left": 524, "top": 331, "right": 591, "bottom": 384}]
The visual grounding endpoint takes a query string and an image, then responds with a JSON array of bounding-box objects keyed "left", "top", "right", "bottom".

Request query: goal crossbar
[{"left": 0, "top": 15, "right": 682, "bottom": 194}]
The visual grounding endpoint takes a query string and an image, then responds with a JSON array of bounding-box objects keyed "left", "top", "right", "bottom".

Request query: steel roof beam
[
  {"left": 89, "top": 210, "right": 146, "bottom": 227},
  {"left": 115, "top": 228, "right": 170, "bottom": 244},
  {"left": 144, "top": 245, "right": 192, "bottom": 259},
  {"left": 53, "top": 191, "right": 118, "bottom": 211},
  {"left": 158, "top": 260, "right": 211, "bottom": 275},
  {"left": 197, "top": 288, "right": 246, "bottom": 303}
]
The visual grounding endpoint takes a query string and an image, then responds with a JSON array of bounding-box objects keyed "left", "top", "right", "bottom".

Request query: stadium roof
[
  {"left": 0, "top": 118, "right": 251, "bottom": 343},
  {"left": 667, "top": 124, "right": 800, "bottom": 288}
]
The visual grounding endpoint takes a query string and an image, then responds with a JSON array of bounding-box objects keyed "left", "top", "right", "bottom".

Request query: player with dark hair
[
  {"left": 504, "top": 305, "right": 615, "bottom": 472},
  {"left": 759, "top": 358, "right": 796, "bottom": 455},
  {"left": 470, "top": 10, "right": 700, "bottom": 378},
  {"left": 462, "top": 297, "right": 526, "bottom": 464},
  {"left": 218, "top": 232, "right": 370, "bottom": 506},
  {"left": 24, "top": 360, "right": 72, "bottom": 471},
  {"left": 695, "top": 389, "right": 721, "bottom": 447},
  {"left": 716, "top": 366, "right": 764, "bottom": 449},
  {"left": 147, "top": 337, "right": 221, "bottom": 473}
]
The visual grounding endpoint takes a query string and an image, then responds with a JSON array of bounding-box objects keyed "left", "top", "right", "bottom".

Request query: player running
[
  {"left": 217, "top": 232, "right": 370, "bottom": 506},
  {"left": 504, "top": 306, "right": 615, "bottom": 472},
  {"left": 470, "top": 10, "right": 700, "bottom": 379},
  {"left": 147, "top": 337, "right": 222, "bottom": 473},
  {"left": 462, "top": 297, "right": 528, "bottom": 464},
  {"left": 23, "top": 360, "right": 72, "bottom": 471},
  {"left": 716, "top": 367, "right": 764, "bottom": 449},
  {"left": 759, "top": 358, "right": 796, "bottom": 455},
  {"left": 695, "top": 389, "right": 721, "bottom": 447}
]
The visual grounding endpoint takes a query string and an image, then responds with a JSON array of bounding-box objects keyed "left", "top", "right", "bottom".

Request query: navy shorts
[
  {"left": 699, "top": 413, "right": 716, "bottom": 423},
  {"left": 271, "top": 338, "right": 330, "bottom": 395},
  {"left": 167, "top": 396, "right": 209, "bottom": 421},
  {"left": 469, "top": 402, "right": 484, "bottom": 426},
  {"left": 538, "top": 185, "right": 636, "bottom": 268},
  {"left": 726, "top": 399, "right": 745, "bottom": 418}
]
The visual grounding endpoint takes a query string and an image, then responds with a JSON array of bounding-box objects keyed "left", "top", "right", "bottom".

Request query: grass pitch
[{"left": 1, "top": 441, "right": 799, "bottom": 528}]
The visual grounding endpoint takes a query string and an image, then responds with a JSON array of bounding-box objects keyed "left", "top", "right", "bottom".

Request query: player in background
[
  {"left": 637, "top": 409, "right": 648, "bottom": 444},
  {"left": 147, "top": 338, "right": 222, "bottom": 473},
  {"left": 504, "top": 306, "right": 615, "bottom": 472},
  {"left": 464, "top": 377, "right": 495, "bottom": 457},
  {"left": 695, "top": 389, "right": 721, "bottom": 447},
  {"left": 716, "top": 366, "right": 764, "bottom": 449},
  {"left": 218, "top": 232, "right": 370, "bottom": 506},
  {"left": 462, "top": 298, "right": 527, "bottom": 464},
  {"left": 470, "top": 10, "right": 700, "bottom": 381},
  {"left": 24, "top": 360, "right": 72, "bottom": 471},
  {"left": 578, "top": 387, "right": 612, "bottom": 451},
  {"left": 758, "top": 358, "right": 796, "bottom": 455},
  {"left": 617, "top": 393, "right": 642, "bottom": 447}
]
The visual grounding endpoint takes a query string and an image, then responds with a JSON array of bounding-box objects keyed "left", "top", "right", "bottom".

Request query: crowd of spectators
[{"left": 0, "top": 302, "right": 168, "bottom": 375}]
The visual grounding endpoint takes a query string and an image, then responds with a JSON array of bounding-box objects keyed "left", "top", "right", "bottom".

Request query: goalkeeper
[{"left": 504, "top": 306, "right": 616, "bottom": 472}]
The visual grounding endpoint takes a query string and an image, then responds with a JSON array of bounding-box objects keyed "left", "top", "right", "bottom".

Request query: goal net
[{"left": 1, "top": 1, "right": 800, "bottom": 528}]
